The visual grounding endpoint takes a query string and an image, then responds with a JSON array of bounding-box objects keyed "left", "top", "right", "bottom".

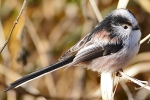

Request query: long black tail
[{"left": 4, "top": 55, "right": 75, "bottom": 92}]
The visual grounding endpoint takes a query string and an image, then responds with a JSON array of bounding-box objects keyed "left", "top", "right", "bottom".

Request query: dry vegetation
[{"left": 0, "top": 0, "right": 150, "bottom": 100}]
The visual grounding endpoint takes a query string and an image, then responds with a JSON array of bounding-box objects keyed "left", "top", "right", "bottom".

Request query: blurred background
[{"left": 0, "top": 0, "right": 150, "bottom": 100}]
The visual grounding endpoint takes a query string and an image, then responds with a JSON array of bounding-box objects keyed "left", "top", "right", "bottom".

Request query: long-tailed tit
[{"left": 4, "top": 8, "right": 141, "bottom": 92}]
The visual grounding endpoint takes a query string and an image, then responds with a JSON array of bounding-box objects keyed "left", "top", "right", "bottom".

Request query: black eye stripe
[
  {"left": 86, "top": 11, "right": 134, "bottom": 42},
  {"left": 111, "top": 15, "right": 132, "bottom": 26},
  {"left": 117, "top": 19, "right": 132, "bottom": 26}
]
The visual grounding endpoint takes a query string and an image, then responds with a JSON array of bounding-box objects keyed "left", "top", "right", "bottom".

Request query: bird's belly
[{"left": 80, "top": 44, "right": 140, "bottom": 73}]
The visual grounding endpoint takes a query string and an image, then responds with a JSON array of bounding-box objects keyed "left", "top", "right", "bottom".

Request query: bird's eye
[{"left": 123, "top": 25, "right": 128, "bottom": 29}]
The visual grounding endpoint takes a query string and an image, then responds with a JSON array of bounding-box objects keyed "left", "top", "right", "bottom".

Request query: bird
[{"left": 4, "top": 8, "right": 141, "bottom": 92}]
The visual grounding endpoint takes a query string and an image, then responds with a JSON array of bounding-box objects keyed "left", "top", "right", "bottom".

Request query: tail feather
[{"left": 4, "top": 55, "right": 75, "bottom": 92}]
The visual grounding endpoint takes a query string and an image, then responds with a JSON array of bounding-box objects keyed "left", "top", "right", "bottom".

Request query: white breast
[{"left": 81, "top": 30, "right": 141, "bottom": 73}]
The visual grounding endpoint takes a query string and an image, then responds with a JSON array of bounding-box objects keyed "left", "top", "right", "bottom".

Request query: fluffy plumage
[{"left": 4, "top": 8, "right": 141, "bottom": 92}]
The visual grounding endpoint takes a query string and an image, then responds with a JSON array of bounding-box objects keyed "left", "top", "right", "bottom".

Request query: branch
[
  {"left": 140, "top": 33, "right": 150, "bottom": 44},
  {"left": 0, "top": 0, "right": 27, "bottom": 53},
  {"left": 117, "top": 0, "right": 129, "bottom": 9}
]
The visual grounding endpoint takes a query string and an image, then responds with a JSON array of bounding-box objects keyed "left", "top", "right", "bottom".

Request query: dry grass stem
[
  {"left": 124, "top": 62, "right": 150, "bottom": 78},
  {"left": 140, "top": 33, "right": 150, "bottom": 44},
  {"left": 101, "top": 73, "right": 114, "bottom": 100},
  {"left": 117, "top": 0, "right": 129, "bottom": 9},
  {"left": 134, "top": 78, "right": 150, "bottom": 100},
  {"left": 81, "top": 0, "right": 91, "bottom": 20},
  {"left": 120, "top": 81, "right": 133, "bottom": 100},
  {"left": 89, "top": 0, "right": 103, "bottom": 22},
  {"left": 25, "top": 18, "right": 57, "bottom": 97}
]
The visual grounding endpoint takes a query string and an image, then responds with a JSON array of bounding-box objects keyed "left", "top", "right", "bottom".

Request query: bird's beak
[{"left": 132, "top": 25, "right": 140, "bottom": 30}]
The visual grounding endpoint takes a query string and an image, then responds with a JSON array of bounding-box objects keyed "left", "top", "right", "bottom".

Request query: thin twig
[
  {"left": 0, "top": 0, "right": 27, "bottom": 53},
  {"left": 140, "top": 33, "right": 150, "bottom": 44},
  {"left": 119, "top": 71, "right": 150, "bottom": 90},
  {"left": 89, "top": 0, "right": 103, "bottom": 22}
]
